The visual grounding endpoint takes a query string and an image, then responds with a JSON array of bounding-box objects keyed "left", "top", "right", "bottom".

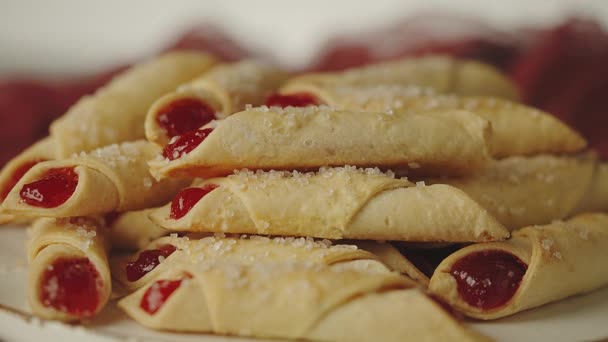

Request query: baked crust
[
  {"left": 108, "top": 208, "right": 169, "bottom": 251},
  {"left": 149, "top": 167, "right": 508, "bottom": 242},
  {"left": 354, "top": 240, "right": 432, "bottom": 286},
  {"left": 428, "top": 153, "right": 608, "bottom": 230},
  {"left": 27, "top": 217, "right": 110, "bottom": 321},
  {"left": 284, "top": 55, "right": 519, "bottom": 100},
  {"left": 111, "top": 234, "right": 385, "bottom": 292},
  {"left": 50, "top": 51, "right": 218, "bottom": 158},
  {"left": 429, "top": 213, "right": 608, "bottom": 319},
  {"left": 145, "top": 60, "right": 288, "bottom": 146},
  {"left": 116, "top": 235, "right": 489, "bottom": 341},
  {"left": 1, "top": 141, "right": 189, "bottom": 217},
  {"left": 277, "top": 83, "right": 585, "bottom": 158},
  {"left": 149, "top": 106, "right": 492, "bottom": 179},
  {"left": 0, "top": 137, "right": 55, "bottom": 224}
]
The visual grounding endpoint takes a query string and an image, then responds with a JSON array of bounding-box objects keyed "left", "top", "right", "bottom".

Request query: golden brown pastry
[
  {"left": 108, "top": 208, "right": 169, "bottom": 251},
  {"left": 111, "top": 233, "right": 386, "bottom": 292},
  {"left": 1, "top": 141, "right": 189, "bottom": 218},
  {"left": 427, "top": 153, "right": 608, "bottom": 230},
  {"left": 149, "top": 167, "right": 508, "bottom": 242},
  {"left": 284, "top": 55, "right": 519, "bottom": 99},
  {"left": 429, "top": 213, "right": 608, "bottom": 320},
  {"left": 27, "top": 217, "right": 111, "bottom": 321},
  {"left": 117, "top": 247, "right": 488, "bottom": 341},
  {"left": 273, "top": 84, "right": 585, "bottom": 158},
  {"left": 576, "top": 162, "right": 608, "bottom": 213},
  {"left": 149, "top": 106, "right": 492, "bottom": 179},
  {"left": 354, "top": 241, "right": 431, "bottom": 286},
  {"left": 145, "top": 60, "right": 288, "bottom": 146},
  {"left": 0, "top": 137, "right": 55, "bottom": 224},
  {"left": 355, "top": 241, "right": 462, "bottom": 287},
  {"left": 50, "top": 51, "right": 217, "bottom": 158}
]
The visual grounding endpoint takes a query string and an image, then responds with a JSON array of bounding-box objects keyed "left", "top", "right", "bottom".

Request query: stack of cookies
[{"left": 1, "top": 51, "right": 607, "bottom": 342}]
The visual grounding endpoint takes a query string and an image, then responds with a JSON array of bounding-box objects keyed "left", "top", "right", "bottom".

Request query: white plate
[{"left": 1, "top": 225, "right": 607, "bottom": 341}]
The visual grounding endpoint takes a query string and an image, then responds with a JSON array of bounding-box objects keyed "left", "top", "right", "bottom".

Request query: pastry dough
[
  {"left": 149, "top": 106, "right": 492, "bottom": 179},
  {"left": 50, "top": 51, "right": 217, "bottom": 158},
  {"left": 576, "top": 162, "right": 608, "bottom": 213},
  {"left": 354, "top": 241, "right": 462, "bottom": 287},
  {"left": 354, "top": 241, "right": 431, "bottom": 286},
  {"left": 27, "top": 217, "right": 111, "bottom": 321},
  {"left": 427, "top": 153, "right": 608, "bottom": 230},
  {"left": 275, "top": 84, "right": 585, "bottom": 158},
  {"left": 429, "top": 213, "right": 608, "bottom": 319},
  {"left": 118, "top": 263, "right": 488, "bottom": 341},
  {"left": 284, "top": 55, "right": 519, "bottom": 100},
  {"left": 108, "top": 208, "right": 169, "bottom": 251},
  {"left": 111, "top": 233, "right": 386, "bottom": 292},
  {"left": 0, "top": 137, "right": 55, "bottom": 224},
  {"left": 149, "top": 167, "right": 508, "bottom": 242},
  {"left": 1, "top": 141, "right": 189, "bottom": 218},
  {"left": 146, "top": 60, "right": 288, "bottom": 146}
]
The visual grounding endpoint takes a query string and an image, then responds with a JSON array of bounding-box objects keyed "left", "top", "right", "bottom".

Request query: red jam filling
[
  {"left": 265, "top": 92, "right": 320, "bottom": 108},
  {"left": 450, "top": 250, "right": 528, "bottom": 310},
  {"left": 0, "top": 159, "right": 46, "bottom": 202},
  {"left": 156, "top": 98, "right": 216, "bottom": 139},
  {"left": 40, "top": 258, "right": 102, "bottom": 317},
  {"left": 140, "top": 273, "right": 192, "bottom": 315},
  {"left": 161, "top": 128, "right": 214, "bottom": 161},
  {"left": 170, "top": 184, "right": 218, "bottom": 220},
  {"left": 19, "top": 167, "right": 78, "bottom": 208},
  {"left": 125, "top": 244, "right": 177, "bottom": 282}
]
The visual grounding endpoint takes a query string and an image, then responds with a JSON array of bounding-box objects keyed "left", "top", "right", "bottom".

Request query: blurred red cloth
[
  {"left": 0, "top": 26, "right": 252, "bottom": 166},
  {"left": 308, "top": 13, "right": 521, "bottom": 71},
  {"left": 165, "top": 25, "right": 251, "bottom": 62},
  {"left": 1, "top": 18, "right": 607, "bottom": 166},
  {"left": 312, "top": 17, "right": 608, "bottom": 160},
  {"left": 0, "top": 72, "right": 117, "bottom": 166}
]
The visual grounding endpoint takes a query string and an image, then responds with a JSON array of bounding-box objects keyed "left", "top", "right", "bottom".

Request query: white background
[{"left": 1, "top": 0, "right": 608, "bottom": 77}]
